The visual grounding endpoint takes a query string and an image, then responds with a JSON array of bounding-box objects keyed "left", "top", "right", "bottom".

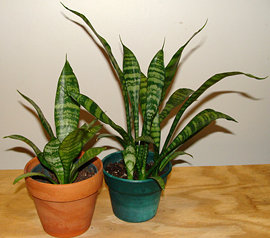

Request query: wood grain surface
[{"left": 1, "top": 164, "right": 270, "bottom": 237}]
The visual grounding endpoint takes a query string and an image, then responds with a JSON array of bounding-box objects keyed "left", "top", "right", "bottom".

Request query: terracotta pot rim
[
  {"left": 24, "top": 156, "right": 103, "bottom": 202},
  {"left": 24, "top": 157, "right": 103, "bottom": 187}
]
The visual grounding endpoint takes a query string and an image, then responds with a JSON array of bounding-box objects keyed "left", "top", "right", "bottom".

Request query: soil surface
[
  {"left": 105, "top": 160, "right": 155, "bottom": 180},
  {"left": 34, "top": 165, "right": 97, "bottom": 184},
  {"left": 73, "top": 166, "right": 97, "bottom": 183},
  {"left": 105, "top": 160, "right": 128, "bottom": 179}
]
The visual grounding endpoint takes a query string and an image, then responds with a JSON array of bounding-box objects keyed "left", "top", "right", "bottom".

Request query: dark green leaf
[
  {"left": 139, "top": 73, "right": 148, "bottom": 118},
  {"left": 43, "top": 138, "right": 64, "bottom": 184},
  {"left": 13, "top": 172, "right": 57, "bottom": 185},
  {"left": 68, "top": 91, "right": 131, "bottom": 144},
  {"left": 122, "top": 43, "right": 141, "bottom": 139},
  {"left": 150, "top": 113, "right": 161, "bottom": 150},
  {"left": 59, "top": 125, "right": 102, "bottom": 159},
  {"left": 70, "top": 146, "right": 106, "bottom": 180},
  {"left": 162, "top": 20, "right": 207, "bottom": 100},
  {"left": 62, "top": 4, "right": 132, "bottom": 137},
  {"left": 123, "top": 145, "right": 136, "bottom": 179},
  {"left": 97, "top": 133, "right": 126, "bottom": 148},
  {"left": 135, "top": 135, "right": 155, "bottom": 144},
  {"left": 55, "top": 59, "right": 80, "bottom": 142},
  {"left": 160, "top": 88, "right": 194, "bottom": 123},
  {"left": 17, "top": 91, "right": 54, "bottom": 139},
  {"left": 162, "top": 109, "right": 236, "bottom": 158},
  {"left": 143, "top": 49, "right": 165, "bottom": 136},
  {"left": 163, "top": 72, "right": 266, "bottom": 150},
  {"left": 159, "top": 150, "right": 193, "bottom": 172},
  {"left": 3, "top": 135, "right": 51, "bottom": 169},
  {"left": 61, "top": 3, "right": 123, "bottom": 81},
  {"left": 59, "top": 125, "right": 102, "bottom": 183},
  {"left": 150, "top": 175, "right": 165, "bottom": 190},
  {"left": 4, "top": 134, "right": 41, "bottom": 155}
]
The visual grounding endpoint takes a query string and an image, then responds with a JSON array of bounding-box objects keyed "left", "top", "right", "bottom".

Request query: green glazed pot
[{"left": 103, "top": 151, "right": 172, "bottom": 223}]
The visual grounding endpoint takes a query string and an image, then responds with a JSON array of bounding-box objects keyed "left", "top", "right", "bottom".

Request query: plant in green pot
[
  {"left": 62, "top": 5, "right": 266, "bottom": 223},
  {"left": 4, "top": 59, "right": 106, "bottom": 237}
]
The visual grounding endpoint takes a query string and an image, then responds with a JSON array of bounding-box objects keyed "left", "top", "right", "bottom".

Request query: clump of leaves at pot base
[
  {"left": 105, "top": 158, "right": 164, "bottom": 180},
  {"left": 4, "top": 59, "right": 106, "bottom": 184},
  {"left": 62, "top": 4, "right": 266, "bottom": 189}
]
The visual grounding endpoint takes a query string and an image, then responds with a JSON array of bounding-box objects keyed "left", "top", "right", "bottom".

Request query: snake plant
[
  {"left": 62, "top": 4, "right": 266, "bottom": 188},
  {"left": 5, "top": 59, "right": 106, "bottom": 184}
]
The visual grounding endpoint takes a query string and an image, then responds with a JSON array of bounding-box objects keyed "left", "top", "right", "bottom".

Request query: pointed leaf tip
[
  {"left": 162, "top": 38, "right": 166, "bottom": 50},
  {"left": 61, "top": 2, "right": 67, "bottom": 9},
  {"left": 119, "top": 35, "right": 124, "bottom": 45}
]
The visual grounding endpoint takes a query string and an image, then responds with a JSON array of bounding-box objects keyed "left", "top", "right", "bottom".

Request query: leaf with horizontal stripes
[
  {"left": 68, "top": 91, "right": 131, "bottom": 144},
  {"left": 55, "top": 59, "right": 80, "bottom": 142},
  {"left": 159, "top": 150, "right": 193, "bottom": 172},
  {"left": 13, "top": 172, "right": 57, "bottom": 185},
  {"left": 62, "top": 4, "right": 132, "bottom": 137},
  {"left": 80, "top": 120, "right": 98, "bottom": 130},
  {"left": 60, "top": 124, "right": 102, "bottom": 159},
  {"left": 163, "top": 72, "right": 266, "bottom": 151},
  {"left": 162, "top": 21, "right": 207, "bottom": 100},
  {"left": 123, "top": 144, "right": 136, "bottom": 179},
  {"left": 43, "top": 138, "right": 64, "bottom": 184},
  {"left": 70, "top": 147, "right": 106, "bottom": 181},
  {"left": 139, "top": 73, "right": 148, "bottom": 118},
  {"left": 160, "top": 88, "right": 194, "bottom": 123},
  {"left": 150, "top": 175, "right": 165, "bottom": 190},
  {"left": 122, "top": 43, "right": 141, "bottom": 139},
  {"left": 162, "top": 109, "right": 236, "bottom": 158},
  {"left": 62, "top": 4, "right": 123, "bottom": 82},
  {"left": 139, "top": 49, "right": 165, "bottom": 178},
  {"left": 17, "top": 91, "right": 54, "bottom": 139},
  {"left": 143, "top": 49, "right": 165, "bottom": 136},
  {"left": 97, "top": 133, "right": 126, "bottom": 148},
  {"left": 150, "top": 113, "right": 161, "bottom": 150},
  {"left": 59, "top": 124, "right": 102, "bottom": 183},
  {"left": 3, "top": 134, "right": 51, "bottom": 170},
  {"left": 4, "top": 134, "right": 41, "bottom": 156},
  {"left": 135, "top": 135, "right": 155, "bottom": 144}
]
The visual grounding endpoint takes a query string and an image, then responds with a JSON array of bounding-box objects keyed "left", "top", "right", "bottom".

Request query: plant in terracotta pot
[
  {"left": 62, "top": 5, "right": 266, "bottom": 222},
  {"left": 4, "top": 59, "right": 106, "bottom": 237}
]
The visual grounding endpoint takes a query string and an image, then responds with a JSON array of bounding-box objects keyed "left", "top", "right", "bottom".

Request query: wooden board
[{"left": 1, "top": 164, "right": 270, "bottom": 237}]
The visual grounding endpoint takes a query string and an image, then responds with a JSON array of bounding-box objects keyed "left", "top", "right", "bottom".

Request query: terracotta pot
[{"left": 24, "top": 156, "right": 103, "bottom": 238}]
